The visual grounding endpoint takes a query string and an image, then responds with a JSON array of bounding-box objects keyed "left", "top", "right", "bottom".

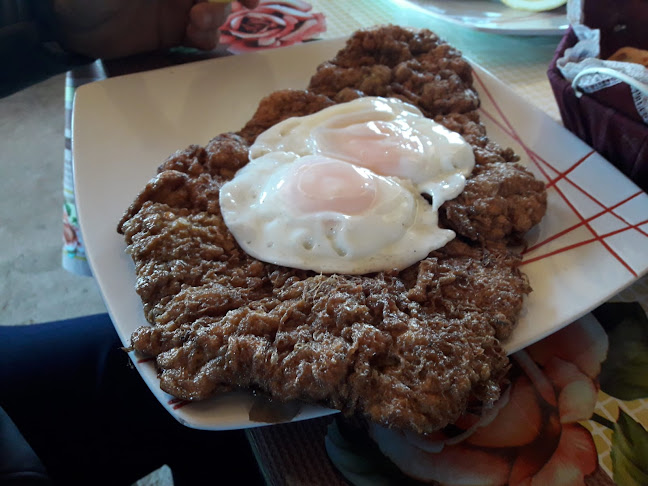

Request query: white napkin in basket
[{"left": 557, "top": 0, "right": 648, "bottom": 124}]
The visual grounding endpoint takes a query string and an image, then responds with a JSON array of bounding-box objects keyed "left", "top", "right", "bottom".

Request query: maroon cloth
[
  {"left": 582, "top": 0, "right": 648, "bottom": 58},
  {"left": 547, "top": 28, "right": 648, "bottom": 193}
]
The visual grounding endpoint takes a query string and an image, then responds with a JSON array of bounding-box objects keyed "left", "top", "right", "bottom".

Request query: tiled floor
[{"left": 1, "top": 74, "right": 106, "bottom": 326}]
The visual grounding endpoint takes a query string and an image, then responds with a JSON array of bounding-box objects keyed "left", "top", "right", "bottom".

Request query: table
[{"left": 65, "top": 1, "right": 648, "bottom": 484}]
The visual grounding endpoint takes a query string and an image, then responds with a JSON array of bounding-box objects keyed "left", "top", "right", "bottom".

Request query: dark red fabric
[
  {"left": 547, "top": 28, "right": 648, "bottom": 193},
  {"left": 582, "top": 0, "right": 648, "bottom": 58}
]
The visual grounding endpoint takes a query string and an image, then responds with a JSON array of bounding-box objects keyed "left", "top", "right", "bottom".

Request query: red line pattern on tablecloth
[
  {"left": 473, "top": 71, "right": 647, "bottom": 278},
  {"left": 524, "top": 192, "right": 648, "bottom": 255},
  {"left": 168, "top": 397, "right": 190, "bottom": 410}
]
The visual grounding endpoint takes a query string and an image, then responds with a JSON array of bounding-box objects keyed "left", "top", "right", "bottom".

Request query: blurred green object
[{"left": 593, "top": 302, "right": 648, "bottom": 401}]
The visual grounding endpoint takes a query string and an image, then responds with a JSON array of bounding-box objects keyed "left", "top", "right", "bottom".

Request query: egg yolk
[
  {"left": 314, "top": 119, "right": 424, "bottom": 178},
  {"left": 282, "top": 157, "right": 377, "bottom": 215}
]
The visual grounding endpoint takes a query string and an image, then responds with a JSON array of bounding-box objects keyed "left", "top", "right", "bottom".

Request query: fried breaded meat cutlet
[{"left": 117, "top": 26, "right": 547, "bottom": 434}]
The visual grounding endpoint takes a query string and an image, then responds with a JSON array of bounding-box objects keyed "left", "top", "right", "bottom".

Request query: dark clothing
[
  {"left": 0, "top": 1, "right": 91, "bottom": 97},
  {"left": 0, "top": 314, "right": 264, "bottom": 485}
]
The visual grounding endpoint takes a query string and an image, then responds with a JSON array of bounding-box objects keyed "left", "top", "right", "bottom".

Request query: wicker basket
[{"left": 547, "top": 28, "right": 648, "bottom": 192}]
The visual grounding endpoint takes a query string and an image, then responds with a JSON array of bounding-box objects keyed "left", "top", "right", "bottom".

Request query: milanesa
[{"left": 117, "top": 26, "right": 546, "bottom": 434}]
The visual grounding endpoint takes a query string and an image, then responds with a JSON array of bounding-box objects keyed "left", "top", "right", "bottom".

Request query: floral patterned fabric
[
  {"left": 358, "top": 313, "right": 609, "bottom": 485},
  {"left": 62, "top": 60, "right": 107, "bottom": 276},
  {"left": 219, "top": 0, "right": 326, "bottom": 54}
]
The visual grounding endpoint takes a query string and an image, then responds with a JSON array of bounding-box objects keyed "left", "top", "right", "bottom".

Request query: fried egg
[
  {"left": 219, "top": 97, "right": 475, "bottom": 274},
  {"left": 251, "top": 97, "right": 475, "bottom": 210}
]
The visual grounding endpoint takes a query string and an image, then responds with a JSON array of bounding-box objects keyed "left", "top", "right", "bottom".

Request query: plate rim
[{"left": 409, "top": 0, "right": 568, "bottom": 36}]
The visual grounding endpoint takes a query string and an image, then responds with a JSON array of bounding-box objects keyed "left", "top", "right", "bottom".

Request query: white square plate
[{"left": 73, "top": 38, "right": 648, "bottom": 430}]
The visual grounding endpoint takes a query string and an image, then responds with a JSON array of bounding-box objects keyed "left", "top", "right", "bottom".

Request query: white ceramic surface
[
  {"left": 73, "top": 38, "right": 648, "bottom": 430},
  {"left": 412, "top": 0, "right": 568, "bottom": 35}
]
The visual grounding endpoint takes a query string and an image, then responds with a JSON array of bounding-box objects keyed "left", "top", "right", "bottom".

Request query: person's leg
[
  {"left": 0, "top": 315, "right": 264, "bottom": 485},
  {"left": 0, "top": 405, "right": 52, "bottom": 485},
  {"left": 0, "top": 314, "right": 153, "bottom": 484}
]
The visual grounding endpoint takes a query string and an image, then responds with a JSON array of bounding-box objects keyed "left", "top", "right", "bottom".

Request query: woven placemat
[{"left": 246, "top": 417, "right": 348, "bottom": 486}]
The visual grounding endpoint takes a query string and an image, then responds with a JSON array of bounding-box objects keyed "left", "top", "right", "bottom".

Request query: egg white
[
  {"left": 219, "top": 153, "right": 455, "bottom": 274},
  {"left": 219, "top": 97, "right": 475, "bottom": 274},
  {"left": 251, "top": 97, "right": 475, "bottom": 211}
]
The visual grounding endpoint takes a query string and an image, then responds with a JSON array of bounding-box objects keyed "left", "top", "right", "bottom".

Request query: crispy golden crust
[
  {"left": 441, "top": 162, "right": 547, "bottom": 243},
  {"left": 308, "top": 26, "right": 519, "bottom": 167},
  {"left": 121, "top": 176, "right": 522, "bottom": 432},
  {"left": 117, "top": 26, "right": 547, "bottom": 434},
  {"left": 237, "top": 89, "right": 335, "bottom": 143},
  {"left": 308, "top": 25, "right": 476, "bottom": 118}
]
